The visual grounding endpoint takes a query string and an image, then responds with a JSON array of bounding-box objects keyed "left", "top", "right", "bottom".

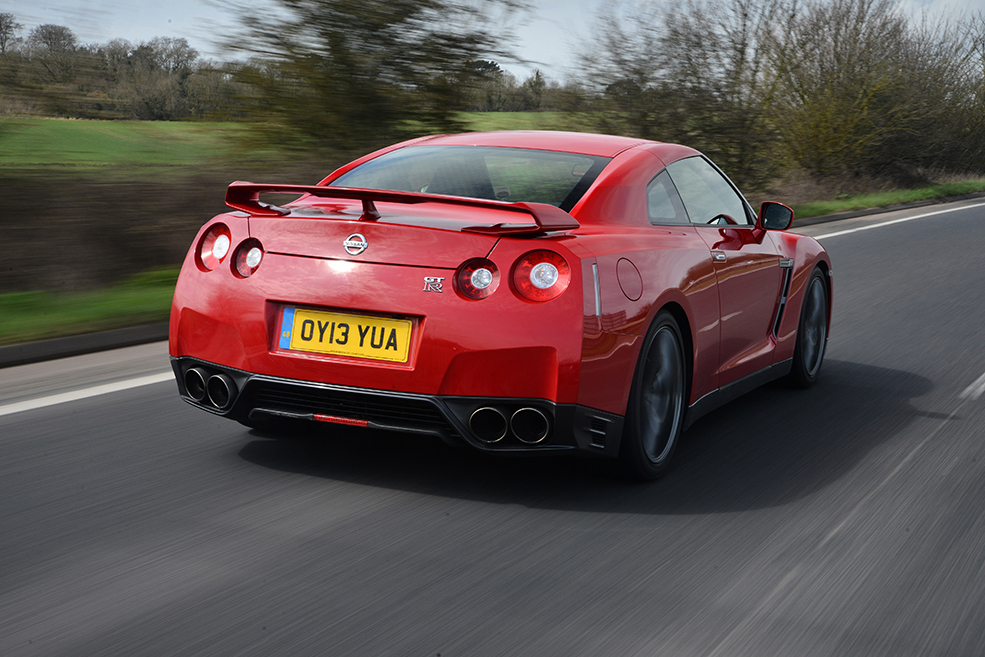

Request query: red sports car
[{"left": 169, "top": 131, "right": 831, "bottom": 479}]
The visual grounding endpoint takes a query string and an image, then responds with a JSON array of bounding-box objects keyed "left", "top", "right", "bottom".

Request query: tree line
[
  {"left": 585, "top": 0, "right": 985, "bottom": 189},
  {"left": 0, "top": 6, "right": 567, "bottom": 125},
  {"left": 5, "top": 0, "right": 985, "bottom": 190},
  {"left": 0, "top": 15, "right": 246, "bottom": 120}
]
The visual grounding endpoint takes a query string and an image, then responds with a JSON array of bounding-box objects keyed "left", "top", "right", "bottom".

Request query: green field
[
  {"left": 0, "top": 118, "right": 247, "bottom": 168},
  {"left": 461, "top": 111, "right": 575, "bottom": 132},
  {"left": 0, "top": 114, "right": 573, "bottom": 170}
]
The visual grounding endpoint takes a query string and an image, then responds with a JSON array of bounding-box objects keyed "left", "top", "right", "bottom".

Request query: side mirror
[{"left": 757, "top": 201, "right": 794, "bottom": 231}]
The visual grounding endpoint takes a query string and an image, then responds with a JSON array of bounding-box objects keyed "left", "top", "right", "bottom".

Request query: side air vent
[{"left": 589, "top": 416, "right": 611, "bottom": 448}]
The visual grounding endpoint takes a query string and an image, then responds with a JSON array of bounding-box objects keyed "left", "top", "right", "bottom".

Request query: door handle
[{"left": 712, "top": 251, "right": 727, "bottom": 262}]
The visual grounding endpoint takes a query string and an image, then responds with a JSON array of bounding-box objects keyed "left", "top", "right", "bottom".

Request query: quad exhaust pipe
[
  {"left": 511, "top": 407, "right": 549, "bottom": 444},
  {"left": 184, "top": 367, "right": 208, "bottom": 403},
  {"left": 468, "top": 406, "right": 550, "bottom": 445},
  {"left": 207, "top": 373, "right": 236, "bottom": 410},
  {"left": 470, "top": 407, "right": 508, "bottom": 444},
  {"left": 183, "top": 367, "right": 237, "bottom": 411}
]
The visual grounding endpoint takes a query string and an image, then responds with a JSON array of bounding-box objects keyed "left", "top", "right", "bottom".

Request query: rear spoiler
[{"left": 224, "top": 182, "right": 580, "bottom": 235}]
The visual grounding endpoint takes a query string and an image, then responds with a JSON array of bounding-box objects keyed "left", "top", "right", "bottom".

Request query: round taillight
[
  {"left": 456, "top": 258, "right": 500, "bottom": 300},
  {"left": 513, "top": 250, "right": 571, "bottom": 302},
  {"left": 234, "top": 239, "right": 264, "bottom": 277},
  {"left": 198, "top": 224, "right": 231, "bottom": 271}
]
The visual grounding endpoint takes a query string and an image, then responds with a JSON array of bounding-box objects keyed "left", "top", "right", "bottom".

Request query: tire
[
  {"left": 789, "top": 267, "right": 829, "bottom": 388},
  {"left": 619, "top": 310, "right": 688, "bottom": 480}
]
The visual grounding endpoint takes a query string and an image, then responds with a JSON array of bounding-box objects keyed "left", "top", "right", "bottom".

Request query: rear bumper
[{"left": 172, "top": 356, "right": 624, "bottom": 457}]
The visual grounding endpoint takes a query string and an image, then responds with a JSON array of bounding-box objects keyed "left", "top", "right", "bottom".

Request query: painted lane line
[
  {"left": 813, "top": 200, "right": 985, "bottom": 240},
  {"left": 960, "top": 371, "right": 985, "bottom": 401},
  {"left": 0, "top": 372, "right": 174, "bottom": 418}
]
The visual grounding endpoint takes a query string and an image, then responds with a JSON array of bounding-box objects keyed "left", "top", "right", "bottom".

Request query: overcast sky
[{"left": 1, "top": 0, "right": 980, "bottom": 80}]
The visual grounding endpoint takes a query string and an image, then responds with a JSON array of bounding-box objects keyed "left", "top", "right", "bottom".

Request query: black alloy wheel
[
  {"left": 789, "top": 267, "right": 828, "bottom": 388},
  {"left": 620, "top": 311, "right": 687, "bottom": 480}
]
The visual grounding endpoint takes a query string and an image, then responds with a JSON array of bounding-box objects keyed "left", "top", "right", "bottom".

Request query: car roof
[{"left": 416, "top": 131, "right": 654, "bottom": 158}]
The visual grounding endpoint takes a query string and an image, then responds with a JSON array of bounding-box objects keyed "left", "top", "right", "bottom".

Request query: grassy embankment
[
  {"left": 2, "top": 114, "right": 983, "bottom": 345},
  {"left": 0, "top": 269, "right": 179, "bottom": 345}
]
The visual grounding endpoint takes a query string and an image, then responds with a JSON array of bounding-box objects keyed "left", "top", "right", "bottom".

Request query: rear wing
[{"left": 224, "top": 182, "right": 580, "bottom": 236}]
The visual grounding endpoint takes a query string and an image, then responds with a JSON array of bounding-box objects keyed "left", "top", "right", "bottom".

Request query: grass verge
[
  {"left": 0, "top": 268, "right": 177, "bottom": 346},
  {"left": 792, "top": 180, "right": 985, "bottom": 218}
]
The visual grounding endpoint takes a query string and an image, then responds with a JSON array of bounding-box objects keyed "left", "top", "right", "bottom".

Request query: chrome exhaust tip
[
  {"left": 511, "top": 407, "right": 550, "bottom": 444},
  {"left": 206, "top": 373, "right": 237, "bottom": 410},
  {"left": 469, "top": 407, "right": 508, "bottom": 444},
  {"left": 184, "top": 367, "right": 208, "bottom": 403}
]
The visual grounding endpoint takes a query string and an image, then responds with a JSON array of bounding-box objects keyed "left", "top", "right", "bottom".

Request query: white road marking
[
  {"left": 0, "top": 372, "right": 174, "bottom": 418},
  {"left": 813, "top": 200, "right": 985, "bottom": 240},
  {"left": 960, "top": 371, "right": 985, "bottom": 401}
]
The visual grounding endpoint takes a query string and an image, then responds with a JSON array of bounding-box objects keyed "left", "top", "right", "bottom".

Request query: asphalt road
[{"left": 3, "top": 199, "right": 985, "bottom": 656}]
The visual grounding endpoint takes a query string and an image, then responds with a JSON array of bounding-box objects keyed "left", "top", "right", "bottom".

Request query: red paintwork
[{"left": 170, "top": 131, "right": 830, "bottom": 419}]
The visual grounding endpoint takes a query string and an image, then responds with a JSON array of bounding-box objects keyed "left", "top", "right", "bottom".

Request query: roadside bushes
[
  {"left": 0, "top": 171, "right": 227, "bottom": 294},
  {"left": 584, "top": 0, "right": 985, "bottom": 191}
]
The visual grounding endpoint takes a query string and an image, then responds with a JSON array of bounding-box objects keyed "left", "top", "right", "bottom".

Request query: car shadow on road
[{"left": 237, "top": 359, "right": 933, "bottom": 515}]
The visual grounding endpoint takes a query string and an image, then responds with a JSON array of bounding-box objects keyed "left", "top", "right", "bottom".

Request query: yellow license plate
[{"left": 279, "top": 307, "right": 412, "bottom": 363}]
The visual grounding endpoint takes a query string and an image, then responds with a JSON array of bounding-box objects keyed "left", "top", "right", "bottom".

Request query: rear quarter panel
[{"left": 570, "top": 147, "right": 721, "bottom": 414}]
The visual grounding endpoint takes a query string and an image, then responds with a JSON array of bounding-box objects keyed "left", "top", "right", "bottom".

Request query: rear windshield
[{"left": 331, "top": 145, "right": 610, "bottom": 212}]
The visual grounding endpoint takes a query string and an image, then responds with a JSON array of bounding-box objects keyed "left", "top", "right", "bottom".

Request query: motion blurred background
[{"left": 3, "top": 0, "right": 985, "bottom": 341}]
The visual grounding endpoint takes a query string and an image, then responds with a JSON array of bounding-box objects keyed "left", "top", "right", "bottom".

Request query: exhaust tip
[
  {"left": 207, "top": 373, "right": 237, "bottom": 410},
  {"left": 184, "top": 367, "right": 208, "bottom": 403},
  {"left": 469, "top": 407, "right": 508, "bottom": 444},
  {"left": 511, "top": 407, "right": 550, "bottom": 444}
]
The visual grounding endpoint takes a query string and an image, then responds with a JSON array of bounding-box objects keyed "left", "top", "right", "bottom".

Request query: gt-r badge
[
  {"left": 343, "top": 233, "right": 368, "bottom": 255},
  {"left": 423, "top": 276, "right": 445, "bottom": 293}
]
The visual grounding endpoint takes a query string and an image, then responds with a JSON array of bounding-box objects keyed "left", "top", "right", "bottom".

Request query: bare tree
[
  {"left": 27, "top": 24, "right": 78, "bottom": 84},
  {"left": 0, "top": 13, "right": 23, "bottom": 55},
  {"left": 147, "top": 37, "right": 198, "bottom": 74},
  {"left": 583, "top": 0, "right": 788, "bottom": 190}
]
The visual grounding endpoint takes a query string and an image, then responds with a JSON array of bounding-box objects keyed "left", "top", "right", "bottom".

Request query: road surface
[{"left": 3, "top": 199, "right": 985, "bottom": 656}]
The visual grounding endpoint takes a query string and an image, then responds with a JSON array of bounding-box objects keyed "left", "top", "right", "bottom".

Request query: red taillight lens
[
  {"left": 513, "top": 250, "right": 571, "bottom": 302},
  {"left": 197, "top": 224, "right": 231, "bottom": 271},
  {"left": 234, "top": 239, "right": 264, "bottom": 277},
  {"left": 456, "top": 258, "right": 500, "bottom": 300}
]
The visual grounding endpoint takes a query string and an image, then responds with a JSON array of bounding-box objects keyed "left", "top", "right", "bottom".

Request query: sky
[{"left": 0, "top": 0, "right": 979, "bottom": 81}]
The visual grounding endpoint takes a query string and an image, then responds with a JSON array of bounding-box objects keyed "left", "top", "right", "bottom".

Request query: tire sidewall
[
  {"left": 620, "top": 310, "right": 687, "bottom": 480},
  {"left": 790, "top": 267, "right": 829, "bottom": 388}
]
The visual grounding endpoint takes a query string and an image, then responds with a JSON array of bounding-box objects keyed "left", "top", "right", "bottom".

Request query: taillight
[
  {"left": 197, "top": 224, "right": 231, "bottom": 271},
  {"left": 513, "top": 250, "right": 571, "bottom": 302},
  {"left": 456, "top": 258, "right": 500, "bottom": 300},
  {"left": 234, "top": 239, "right": 264, "bottom": 277}
]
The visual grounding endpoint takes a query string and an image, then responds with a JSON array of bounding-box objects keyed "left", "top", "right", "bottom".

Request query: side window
[
  {"left": 666, "top": 157, "right": 752, "bottom": 225},
  {"left": 646, "top": 170, "right": 690, "bottom": 225}
]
